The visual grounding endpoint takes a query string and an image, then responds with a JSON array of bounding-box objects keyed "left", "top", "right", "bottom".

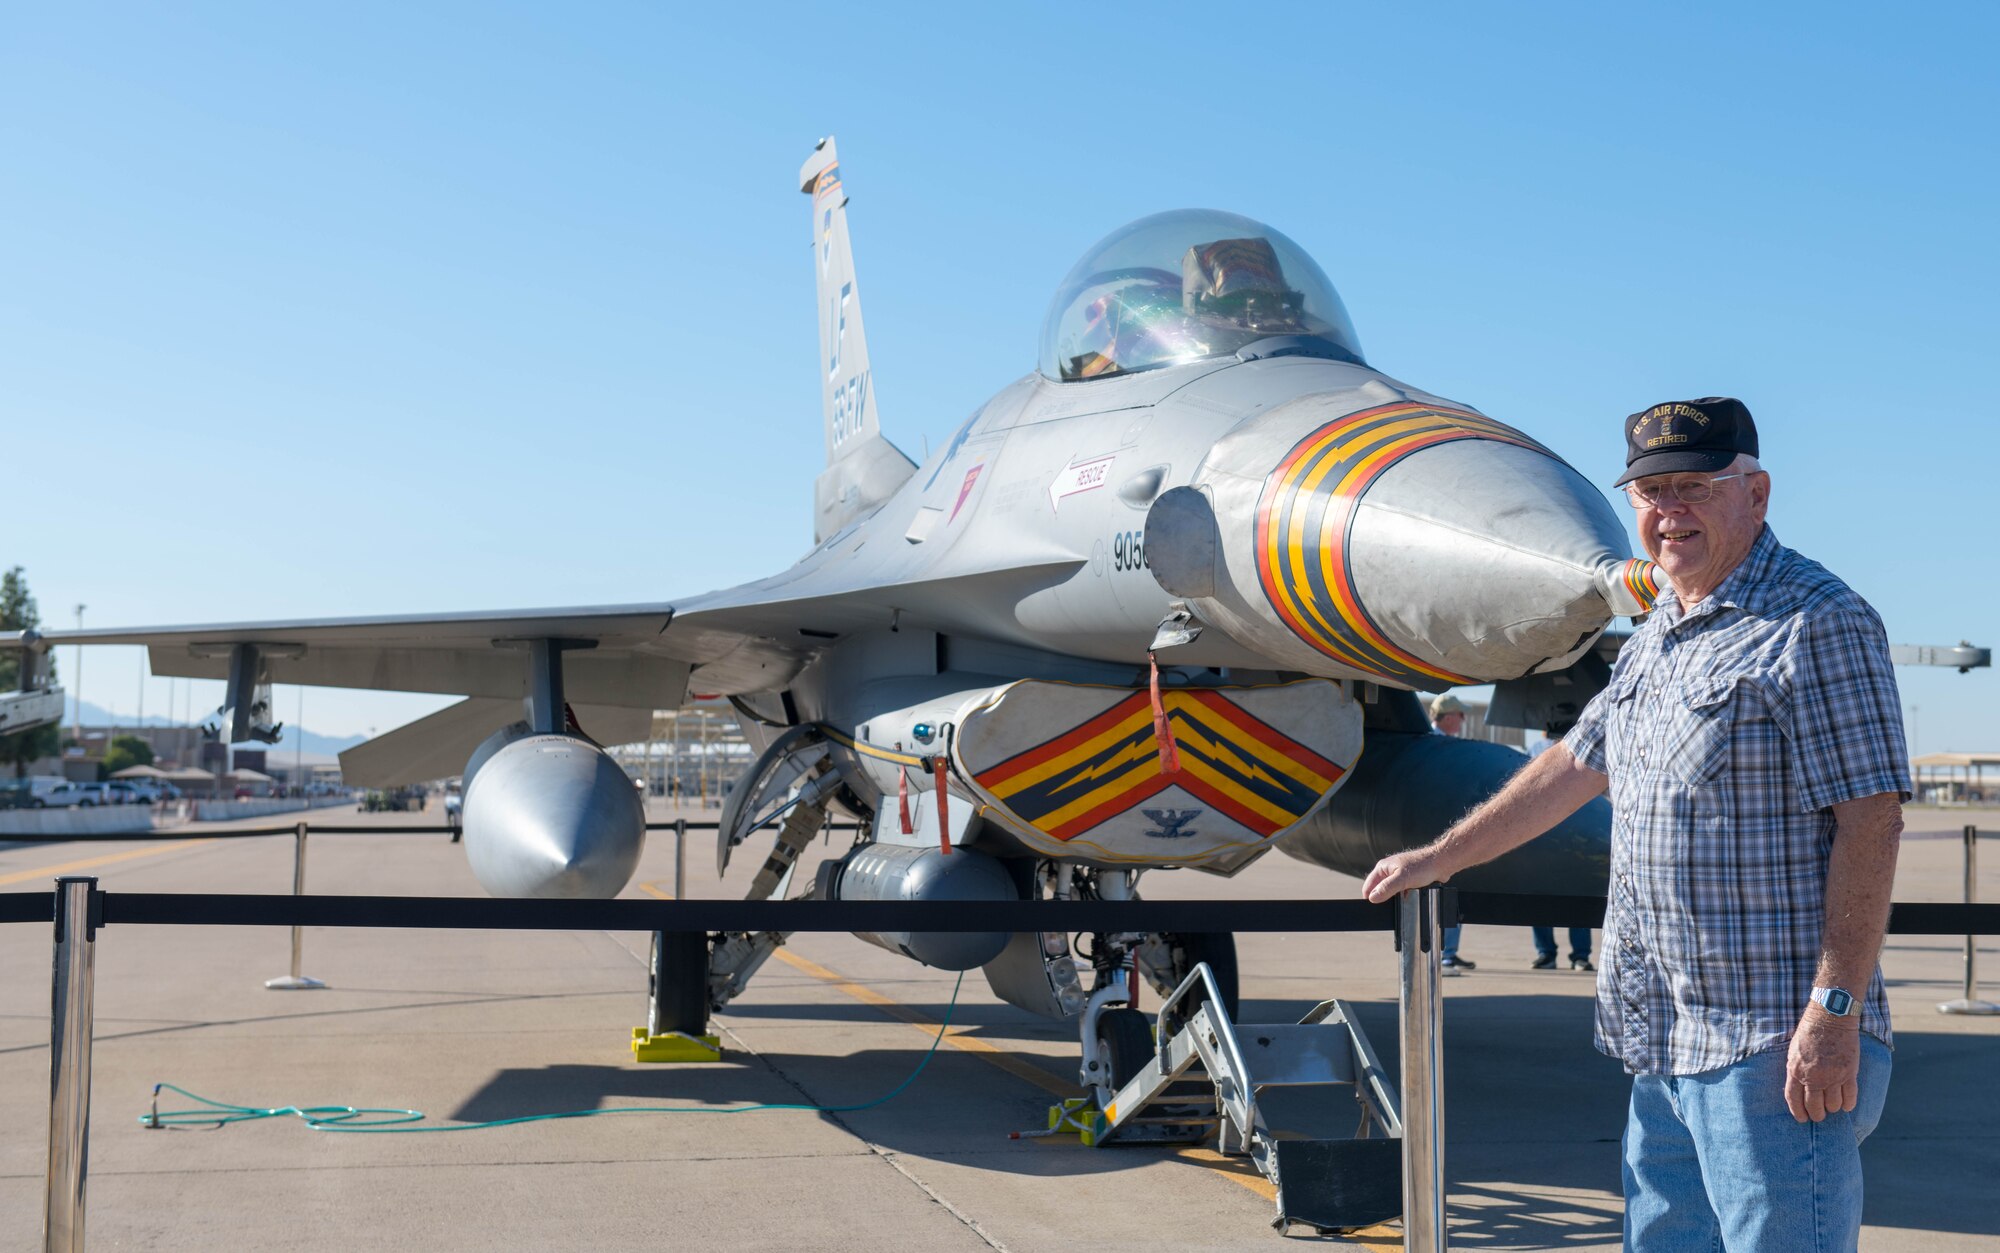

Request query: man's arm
[
  {"left": 1361, "top": 743, "right": 1607, "bottom": 903},
  {"left": 1784, "top": 790, "right": 1903, "bottom": 1123}
]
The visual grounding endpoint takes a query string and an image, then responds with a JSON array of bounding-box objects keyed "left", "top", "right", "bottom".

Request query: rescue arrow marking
[{"left": 1048, "top": 452, "right": 1116, "bottom": 512}]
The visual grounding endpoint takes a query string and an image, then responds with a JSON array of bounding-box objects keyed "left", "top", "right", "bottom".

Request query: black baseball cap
[{"left": 1615, "top": 397, "right": 1759, "bottom": 486}]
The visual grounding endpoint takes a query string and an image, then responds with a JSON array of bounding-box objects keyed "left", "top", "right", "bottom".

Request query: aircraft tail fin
[{"left": 800, "top": 137, "right": 914, "bottom": 541}]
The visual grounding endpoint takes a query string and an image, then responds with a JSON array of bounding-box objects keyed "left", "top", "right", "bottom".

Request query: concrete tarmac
[{"left": 0, "top": 803, "right": 1993, "bottom": 1250}]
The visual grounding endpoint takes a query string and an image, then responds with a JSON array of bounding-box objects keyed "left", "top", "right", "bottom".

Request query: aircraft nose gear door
[
  {"left": 718, "top": 724, "right": 831, "bottom": 876},
  {"left": 707, "top": 747, "right": 846, "bottom": 1016}
]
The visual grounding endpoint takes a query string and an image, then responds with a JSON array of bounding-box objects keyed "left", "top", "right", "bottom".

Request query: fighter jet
[{"left": 1, "top": 138, "right": 1656, "bottom": 1076}]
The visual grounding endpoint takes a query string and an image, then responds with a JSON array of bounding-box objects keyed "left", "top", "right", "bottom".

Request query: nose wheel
[{"left": 1094, "top": 1007, "right": 1155, "bottom": 1091}]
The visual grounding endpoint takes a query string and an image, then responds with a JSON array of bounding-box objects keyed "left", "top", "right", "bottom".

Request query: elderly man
[{"left": 1363, "top": 397, "right": 1908, "bottom": 1249}]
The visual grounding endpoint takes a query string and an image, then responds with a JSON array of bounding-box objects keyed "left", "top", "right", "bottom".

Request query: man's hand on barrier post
[
  {"left": 1363, "top": 848, "right": 1446, "bottom": 905},
  {"left": 1785, "top": 1007, "right": 1861, "bottom": 1123}
]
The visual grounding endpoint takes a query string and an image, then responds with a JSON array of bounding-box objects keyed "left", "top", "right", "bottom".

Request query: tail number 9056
[{"left": 1112, "top": 530, "right": 1147, "bottom": 573}]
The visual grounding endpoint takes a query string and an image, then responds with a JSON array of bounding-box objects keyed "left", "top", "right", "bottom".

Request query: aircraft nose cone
[
  {"left": 1340, "top": 437, "right": 1633, "bottom": 682},
  {"left": 462, "top": 736, "right": 646, "bottom": 898},
  {"left": 1168, "top": 393, "right": 1645, "bottom": 685}
]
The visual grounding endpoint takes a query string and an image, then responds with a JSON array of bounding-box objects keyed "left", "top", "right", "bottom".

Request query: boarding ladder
[{"left": 1067, "top": 964, "right": 1404, "bottom": 1235}]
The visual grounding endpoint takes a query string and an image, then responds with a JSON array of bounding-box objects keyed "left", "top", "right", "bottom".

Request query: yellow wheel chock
[
  {"left": 1045, "top": 1096, "right": 1111, "bottom": 1145},
  {"left": 630, "top": 1027, "right": 723, "bottom": 1063}
]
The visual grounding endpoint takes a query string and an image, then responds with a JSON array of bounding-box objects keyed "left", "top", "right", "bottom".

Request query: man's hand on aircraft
[{"left": 1362, "top": 847, "right": 1448, "bottom": 904}]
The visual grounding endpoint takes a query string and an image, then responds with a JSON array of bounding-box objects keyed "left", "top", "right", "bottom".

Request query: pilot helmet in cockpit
[{"left": 1180, "top": 236, "right": 1307, "bottom": 334}]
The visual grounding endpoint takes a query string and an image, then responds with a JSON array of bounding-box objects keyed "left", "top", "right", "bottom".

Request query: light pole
[{"left": 71, "top": 605, "right": 85, "bottom": 743}]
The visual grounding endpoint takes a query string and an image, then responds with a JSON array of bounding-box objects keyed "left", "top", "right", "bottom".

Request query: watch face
[{"left": 1819, "top": 987, "right": 1854, "bottom": 1016}]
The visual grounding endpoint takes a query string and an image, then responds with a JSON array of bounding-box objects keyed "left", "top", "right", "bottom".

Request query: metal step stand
[{"left": 1074, "top": 963, "right": 1404, "bottom": 1235}]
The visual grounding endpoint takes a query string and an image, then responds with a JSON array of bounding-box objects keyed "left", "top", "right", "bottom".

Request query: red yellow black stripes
[
  {"left": 973, "top": 689, "right": 1345, "bottom": 842},
  {"left": 1254, "top": 402, "right": 1559, "bottom": 685},
  {"left": 1620, "top": 559, "right": 1662, "bottom": 613}
]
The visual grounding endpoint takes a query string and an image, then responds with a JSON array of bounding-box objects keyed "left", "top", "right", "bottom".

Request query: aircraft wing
[
  {"left": 0, "top": 606, "right": 703, "bottom": 708},
  {"left": 0, "top": 542, "right": 1088, "bottom": 709}
]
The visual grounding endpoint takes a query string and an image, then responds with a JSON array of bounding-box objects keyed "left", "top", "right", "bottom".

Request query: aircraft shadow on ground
[
  {"left": 449, "top": 992, "right": 1996, "bottom": 1239},
  {"left": 449, "top": 1061, "right": 786, "bottom": 1124},
  {"left": 1334, "top": 995, "right": 1999, "bottom": 1242},
  {"left": 1861, "top": 1027, "right": 2000, "bottom": 1237},
  {"left": 717, "top": 996, "right": 1072, "bottom": 1037},
  {"left": 1436, "top": 1183, "right": 1624, "bottom": 1248},
  {"left": 668, "top": 988, "right": 1984, "bottom": 1232},
  {"left": 449, "top": 1049, "right": 1180, "bottom": 1180}
]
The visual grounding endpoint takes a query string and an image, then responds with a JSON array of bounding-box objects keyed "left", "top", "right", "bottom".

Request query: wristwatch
[{"left": 1811, "top": 986, "right": 1856, "bottom": 1017}]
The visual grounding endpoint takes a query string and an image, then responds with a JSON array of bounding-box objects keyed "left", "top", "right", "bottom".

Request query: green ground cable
[{"left": 143, "top": 972, "right": 964, "bottom": 1134}]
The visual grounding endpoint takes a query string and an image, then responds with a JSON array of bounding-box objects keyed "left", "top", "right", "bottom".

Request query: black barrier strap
[
  {"left": 2, "top": 887, "right": 1995, "bottom": 934},
  {"left": 641, "top": 822, "right": 864, "bottom": 833},
  {"left": 0, "top": 826, "right": 326, "bottom": 843},
  {"left": 0, "top": 820, "right": 871, "bottom": 843},
  {"left": 1882, "top": 903, "right": 2000, "bottom": 935},
  {"left": 1457, "top": 894, "right": 2000, "bottom": 935},
  {"left": 96, "top": 893, "right": 1395, "bottom": 934},
  {"left": 1456, "top": 893, "right": 1607, "bottom": 928},
  {"left": 0, "top": 892, "right": 52, "bottom": 924}
]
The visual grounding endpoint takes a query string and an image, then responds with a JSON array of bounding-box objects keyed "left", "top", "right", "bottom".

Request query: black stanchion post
[
  {"left": 1398, "top": 886, "right": 1447, "bottom": 1253},
  {"left": 646, "top": 820, "right": 691, "bottom": 1041},
  {"left": 46, "top": 876, "right": 98, "bottom": 1253},
  {"left": 646, "top": 931, "right": 666, "bottom": 1036},
  {"left": 265, "top": 822, "right": 327, "bottom": 990},
  {"left": 674, "top": 818, "right": 687, "bottom": 903},
  {"left": 1940, "top": 825, "right": 1997, "bottom": 1015}
]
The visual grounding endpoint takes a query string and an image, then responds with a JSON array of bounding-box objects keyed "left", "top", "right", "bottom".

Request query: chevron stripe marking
[
  {"left": 1180, "top": 689, "right": 1342, "bottom": 785},
  {"left": 978, "top": 696, "right": 1155, "bottom": 794},
  {"left": 972, "top": 691, "right": 1349, "bottom": 842}
]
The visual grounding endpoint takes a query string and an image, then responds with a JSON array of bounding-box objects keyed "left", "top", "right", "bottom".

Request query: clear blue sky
[{"left": 3, "top": 4, "right": 1994, "bottom": 750}]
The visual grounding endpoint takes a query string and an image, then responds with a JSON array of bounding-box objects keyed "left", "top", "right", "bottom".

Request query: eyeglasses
[{"left": 1622, "top": 472, "right": 1753, "bottom": 508}]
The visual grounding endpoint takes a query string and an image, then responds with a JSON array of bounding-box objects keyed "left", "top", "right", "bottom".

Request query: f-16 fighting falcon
[{"left": 2, "top": 138, "right": 1659, "bottom": 1079}]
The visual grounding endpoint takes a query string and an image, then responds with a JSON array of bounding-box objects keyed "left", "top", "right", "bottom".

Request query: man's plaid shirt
[{"left": 1563, "top": 526, "right": 1910, "bottom": 1076}]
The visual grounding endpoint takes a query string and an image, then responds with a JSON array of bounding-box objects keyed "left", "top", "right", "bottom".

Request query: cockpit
[{"left": 1037, "top": 209, "right": 1365, "bottom": 383}]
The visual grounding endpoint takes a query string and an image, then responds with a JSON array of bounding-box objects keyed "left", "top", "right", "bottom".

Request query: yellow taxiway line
[
  {"left": 633, "top": 879, "right": 1401, "bottom": 1248},
  {"left": 0, "top": 837, "right": 219, "bottom": 887}
]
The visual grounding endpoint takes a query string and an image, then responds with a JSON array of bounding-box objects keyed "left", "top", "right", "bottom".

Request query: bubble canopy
[{"left": 1038, "top": 209, "right": 1365, "bottom": 383}]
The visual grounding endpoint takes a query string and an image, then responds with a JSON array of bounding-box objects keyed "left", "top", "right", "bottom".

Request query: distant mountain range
[{"left": 73, "top": 700, "right": 367, "bottom": 755}]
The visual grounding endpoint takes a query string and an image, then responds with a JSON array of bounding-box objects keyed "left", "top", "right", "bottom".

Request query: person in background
[
  {"left": 1527, "top": 721, "right": 1595, "bottom": 968},
  {"left": 1532, "top": 924, "right": 1594, "bottom": 970},
  {"left": 1430, "top": 692, "right": 1466, "bottom": 738},
  {"left": 1429, "top": 693, "right": 1475, "bottom": 973}
]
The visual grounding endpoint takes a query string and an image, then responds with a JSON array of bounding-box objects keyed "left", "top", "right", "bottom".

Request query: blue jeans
[
  {"left": 1623, "top": 1036, "right": 1891, "bottom": 1251},
  {"left": 1533, "top": 926, "right": 1592, "bottom": 960}
]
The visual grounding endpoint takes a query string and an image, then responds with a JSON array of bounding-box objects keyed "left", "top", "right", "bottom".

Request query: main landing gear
[{"left": 631, "top": 930, "right": 722, "bottom": 1063}]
